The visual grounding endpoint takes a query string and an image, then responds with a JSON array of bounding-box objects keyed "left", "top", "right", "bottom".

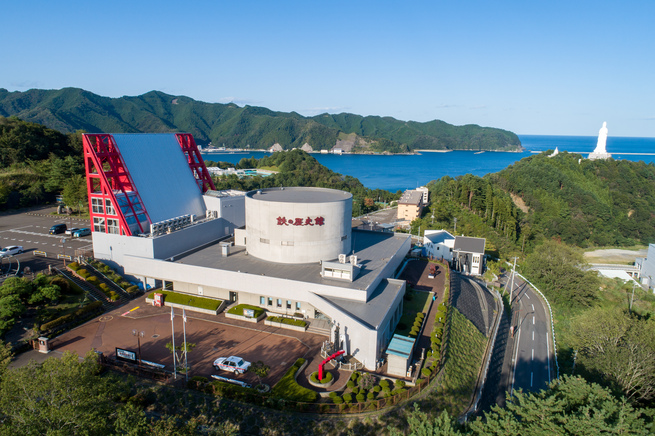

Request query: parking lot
[{"left": 0, "top": 206, "right": 91, "bottom": 276}]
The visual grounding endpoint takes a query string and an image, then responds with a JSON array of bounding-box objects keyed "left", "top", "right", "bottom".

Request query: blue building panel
[{"left": 112, "top": 134, "right": 206, "bottom": 224}]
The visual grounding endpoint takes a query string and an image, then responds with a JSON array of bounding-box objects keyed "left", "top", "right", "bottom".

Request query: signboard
[
  {"left": 276, "top": 216, "right": 325, "bottom": 226},
  {"left": 115, "top": 347, "right": 137, "bottom": 363},
  {"left": 243, "top": 308, "right": 255, "bottom": 318}
]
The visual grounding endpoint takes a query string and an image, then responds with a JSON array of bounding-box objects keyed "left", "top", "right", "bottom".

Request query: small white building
[
  {"left": 423, "top": 229, "right": 455, "bottom": 262},
  {"left": 639, "top": 244, "right": 655, "bottom": 290}
]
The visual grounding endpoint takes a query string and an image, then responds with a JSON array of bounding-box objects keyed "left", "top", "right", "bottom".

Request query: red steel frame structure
[
  {"left": 175, "top": 133, "right": 216, "bottom": 193},
  {"left": 83, "top": 134, "right": 151, "bottom": 237}
]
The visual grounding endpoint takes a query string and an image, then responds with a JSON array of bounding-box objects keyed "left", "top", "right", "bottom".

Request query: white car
[
  {"left": 213, "top": 356, "right": 251, "bottom": 374},
  {"left": 65, "top": 227, "right": 80, "bottom": 236},
  {"left": 0, "top": 245, "right": 23, "bottom": 257}
]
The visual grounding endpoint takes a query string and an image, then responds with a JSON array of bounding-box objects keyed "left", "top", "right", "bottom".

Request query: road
[{"left": 508, "top": 275, "right": 553, "bottom": 394}]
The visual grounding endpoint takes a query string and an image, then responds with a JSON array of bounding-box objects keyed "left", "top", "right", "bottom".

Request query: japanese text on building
[{"left": 276, "top": 216, "right": 325, "bottom": 226}]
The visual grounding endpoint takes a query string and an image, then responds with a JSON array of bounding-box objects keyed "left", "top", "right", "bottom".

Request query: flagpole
[
  {"left": 171, "top": 307, "right": 177, "bottom": 379},
  {"left": 183, "top": 308, "right": 188, "bottom": 383}
]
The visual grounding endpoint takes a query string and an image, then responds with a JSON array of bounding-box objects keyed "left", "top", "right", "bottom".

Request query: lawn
[
  {"left": 147, "top": 290, "right": 223, "bottom": 311},
  {"left": 395, "top": 289, "right": 431, "bottom": 336}
]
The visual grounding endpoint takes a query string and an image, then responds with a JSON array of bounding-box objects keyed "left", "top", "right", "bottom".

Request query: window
[
  {"left": 93, "top": 217, "right": 105, "bottom": 232},
  {"left": 260, "top": 238, "right": 270, "bottom": 244},
  {"left": 295, "top": 301, "right": 301, "bottom": 311},
  {"left": 287, "top": 300, "right": 292, "bottom": 310},
  {"left": 105, "top": 199, "right": 115, "bottom": 215},
  {"left": 107, "top": 219, "right": 119, "bottom": 234},
  {"left": 260, "top": 296, "right": 265, "bottom": 305},
  {"left": 91, "top": 197, "right": 104, "bottom": 214},
  {"left": 281, "top": 241, "right": 294, "bottom": 246},
  {"left": 276, "top": 299, "right": 282, "bottom": 308},
  {"left": 267, "top": 297, "right": 273, "bottom": 306}
]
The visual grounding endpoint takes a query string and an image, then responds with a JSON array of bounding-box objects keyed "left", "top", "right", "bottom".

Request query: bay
[{"left": 202, "top": 135, "right": 655, "bottom": 192}]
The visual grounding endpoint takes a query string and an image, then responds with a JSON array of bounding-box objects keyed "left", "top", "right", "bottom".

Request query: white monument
[
  {"left": 547, "top": 147, "right": 559, "bottom": 158},
  {"left": 588, "top": 121, "right": 611, "bottom": 160}
]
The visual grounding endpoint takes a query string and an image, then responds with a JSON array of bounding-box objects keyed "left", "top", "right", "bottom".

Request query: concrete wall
[
  {"left": 124, "top": 255, "right": 370, "bottom": 302},
  {"left": 93, "top": 218, "right": 230, "bottom": 271},
  {"left": 203, "top": 194, "right": 245, "bottom": 232},
  {"left": 641, "top": 244, "right": 655, "bottom": 289},
  {"left": 245, "top": 188, "right": 352, "bottom": 264}
]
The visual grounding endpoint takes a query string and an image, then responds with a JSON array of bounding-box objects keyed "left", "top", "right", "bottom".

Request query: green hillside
[{"left": 0, "top": 88, "right": 522, "bottom": 153}]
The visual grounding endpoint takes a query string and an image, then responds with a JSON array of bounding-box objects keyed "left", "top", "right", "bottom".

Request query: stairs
[
  {"left": 81, "top": 261, "right": 132, "bottom": 304},
  {"left": 56, "top": 268, "right": 121, "bottom": 311},
  {"left": 306, "top": 319, "right": 331, "bottom": 337}
]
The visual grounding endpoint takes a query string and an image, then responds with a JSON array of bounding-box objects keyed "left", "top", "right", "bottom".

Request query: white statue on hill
[
  {"left": 588, "top": 121, "right": 611, "bottom": 160},
  {"left": 548, "top": 147, "right": 559, "bottom": 158}
]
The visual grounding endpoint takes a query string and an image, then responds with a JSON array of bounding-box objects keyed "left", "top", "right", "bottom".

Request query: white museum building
[{"left": 83, "top": 133, "right": 411, "bottom": 370}]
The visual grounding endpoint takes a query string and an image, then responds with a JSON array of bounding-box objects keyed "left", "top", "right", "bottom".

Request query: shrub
[
  {"left": 226, "top": 304, "right": 265, "bottom": 318},
  {"left": 426, "top": 350, "right": 433, "bottom": 358},
  {"left": 422, "top": 367, "right": 432, "bottom": 378},
  {"left": 394, "top": 379, "right": 406, "bottom": 388},
  {"left": 367, "top": 392, "right": 375, "bottom": 400},
  {"left": 350, "top": 371, "right": 360, "bottom": 381},
  {"left": 49, "top": 276, "right": 70, "bottom": 294},
  {"left": 356, "top": 393, "right": 365, "bottom": 403},
  {"left": 379, "top": 379, "right": 390, "bottom": 390},
  {"left": 126, "top": 285, "right": 139, "bottom": 294},
  {"left": 320, "top": 371, "right": 333, "bottom": 384},
  {"left": 351, "top": 387, "right": 359, "bottom": 395},
  {"left": 329, "top": 391, "right": 339, "bottom": 399},
  {"left": 86, "top": 276, "right": 99, "bottom": 285},
  {"left": 417, "top": 312, "right": 425, "bottom": 319},
  {"left": 98, "top": 283, "right": 109, "bottom": 292},
  {"left": 310, "top": 372, "right": 319, "bottom": 384},
  {"left": 373, "top": 385, "right": 381, "bottom": 393},
  {"left": 392, "top": 388, "right": 406, "bottom": 396},
  {"left": 346, "top": 381, "right": 355, "bottom": 389},
  {"left": 77, "top": 269, "right": 90, "bottom": 278},
  {"left": 39, "top": 301, "right": 103, "bottom": 332},
  {"left": 342, "top": 393, "right": 352, "bottom": 403},
  {"left": 109, "top": 291, "right": 120, "bottom": 301},
  {"left": 332, "top": 396, "right": 343, "bottom": 404},
  {"left": 68, "top": 262, "right": 80, "bottom": 271}
]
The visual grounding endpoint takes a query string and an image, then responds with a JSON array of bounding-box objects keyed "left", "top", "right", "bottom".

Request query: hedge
[
  {"left": 39, "top": 301, "right": 103, "bottom": 332},
  {"left": 226, "top": 304, "right": 265, "bottom": 318},
  {"left": 147, "top": 290, "right": 222, "bottom": 311},
  {"left": 267, "top": 316, "right": 307, "bottom": 327}
]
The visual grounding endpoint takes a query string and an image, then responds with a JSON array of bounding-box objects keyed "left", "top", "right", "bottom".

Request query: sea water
[{"left": 202, "top": 135, "right": 655, "bottom": 192}]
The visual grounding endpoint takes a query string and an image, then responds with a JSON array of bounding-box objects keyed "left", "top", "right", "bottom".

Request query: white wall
[{"left": 641, "top": 244, "right": 655, "bottom": 290}]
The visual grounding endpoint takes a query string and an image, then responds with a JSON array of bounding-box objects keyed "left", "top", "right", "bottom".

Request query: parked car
[
  {"left": 0, "top": 245, "right": 23, "bottom": 258},
  {"left": 213, "top": 356, "right": 251, "bottom": 374},
  {"left": 72, "top": 228, "right": 91, "bottom": 238},
  {"left": 65, "top": 227, "right": 80, "bottom": 236},
  {"left": 49, "top": 224, "right": 67, "bottom": 235}
]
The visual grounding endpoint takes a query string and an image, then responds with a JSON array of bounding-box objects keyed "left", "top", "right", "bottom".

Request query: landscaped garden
[{"left": 146, "top": 290, "right": 223, "bottom": 312}]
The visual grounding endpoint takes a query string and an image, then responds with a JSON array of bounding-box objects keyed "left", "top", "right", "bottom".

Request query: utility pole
[
  {"left": 630, "top": 281, "right": 637, "bottom": 313},
  {"left": 509, "top": 256, "right": 518, "bottom": 303},
  {"left": 171, "top": 307, "right": 177, "bottom": 379},
  {"left": 183, "top": 308, "right": 188, "bottom": 383}
]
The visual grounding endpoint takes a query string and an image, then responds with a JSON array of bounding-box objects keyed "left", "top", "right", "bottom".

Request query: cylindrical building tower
[{"left": 245, "top": 187, "right": 352, "bottom": 264}]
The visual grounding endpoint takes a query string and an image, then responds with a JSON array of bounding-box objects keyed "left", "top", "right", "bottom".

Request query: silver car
[{"left": 0, "top": 245, "right": 23, "bottom": 257}]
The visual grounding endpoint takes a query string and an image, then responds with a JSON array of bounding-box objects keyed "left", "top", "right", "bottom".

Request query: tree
[
  {"left": 468, "top": 376, "right": 649, "bottom": 435},
  {"left": 248, "top": 360, "right": 270, "bottom": 387},
  {"left": 522, "top": 240, "right": 598, "bottom": 307},
  {"left": 0, "top": 351, "right": 120, "bottom": 434},
  {"left": 61, "top": 174, "right": 88, "bottom": 214},
  {"left": 570, "top": 307, "right": 655, "bottom": 403},
  {"left": 388, "top": 403, "right": 463, "bottom": 435},
  {"left": 165, "top": 341, "right": 196, "bottom": 373}
]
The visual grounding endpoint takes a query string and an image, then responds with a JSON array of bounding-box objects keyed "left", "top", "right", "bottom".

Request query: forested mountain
[
  {"left": 417, "top": 152, "right": 655, "bottom": 253},
  {"left": 0, "top": 88, "right": 522, "bottom": 153}
]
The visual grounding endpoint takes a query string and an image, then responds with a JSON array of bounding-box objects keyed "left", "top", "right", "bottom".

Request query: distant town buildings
[{"left": 397, "top": 188, "right": 428, "bottom": 221}]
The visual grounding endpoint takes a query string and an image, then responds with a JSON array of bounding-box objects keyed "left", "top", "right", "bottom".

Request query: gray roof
[
  {"left": 454, "top": 236, "right": 486, "bottom": 254},
  {"left": 247, "top": 187, "right": 352, "bottom": 203},
  {"left": 112, "top": 134, "right": 206, "bottom": 223},
  {"left": 424, "top": 230, "right": 454, "bottom": 245},
  {"left": 174, "top": 229, "right": 410, "bottom": 292},
  {"left": 320, "top": 278, "right": 405, "bottom": 329},
  {"left": 398, "top": 190, "right": 422, "bottom": 206}
]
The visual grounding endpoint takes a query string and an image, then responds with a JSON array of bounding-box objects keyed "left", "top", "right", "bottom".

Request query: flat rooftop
[
  {"left": 247, "top": 187, "right": 352, "bottom": 203},
  {"left": 174, "top": 229, "right": 409, "bottom": 292}
]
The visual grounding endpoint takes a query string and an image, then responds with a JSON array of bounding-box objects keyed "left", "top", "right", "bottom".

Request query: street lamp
[
  {"left": 61, "top": 238, "right": 67, "bottom": 266},
  {"left": 132, "top": 329, "right": 144, "bottom": 365}
]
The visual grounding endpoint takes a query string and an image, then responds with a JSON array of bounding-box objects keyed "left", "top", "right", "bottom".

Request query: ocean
[{"left": 201, "top": 135, "right": 655, "bottom": 192}]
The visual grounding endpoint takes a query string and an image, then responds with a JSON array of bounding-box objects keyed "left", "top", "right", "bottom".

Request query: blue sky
[{"left": 2, "top": 0, "right": 654, "bottom": 137}]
